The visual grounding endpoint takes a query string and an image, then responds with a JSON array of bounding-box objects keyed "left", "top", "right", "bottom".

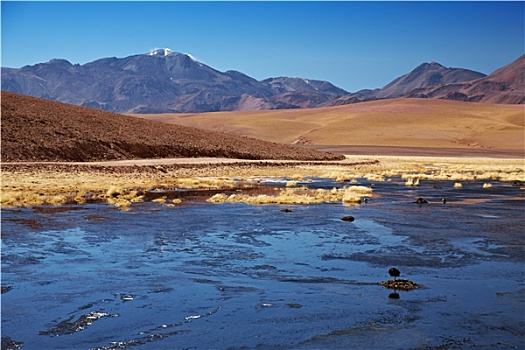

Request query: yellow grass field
[
  {"left": 2, "top": 155, "right": 523, "bottom": 208},
  {"left": 134, "top": 98, "right": 524, "bottom": 151}
]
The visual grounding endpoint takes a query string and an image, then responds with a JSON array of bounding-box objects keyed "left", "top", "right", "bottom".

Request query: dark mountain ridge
[
  {"left": 376, "top": 61, "right": 486, "bottom": 98},
  {"left": 324, "top": 55, "right": 524, "bottom": 106},
  {"left": 1, "top": 49, "right": 347, "bottom": 113},
  {"left": 2, "top": 49, "right": 523, "bottom": 113}
]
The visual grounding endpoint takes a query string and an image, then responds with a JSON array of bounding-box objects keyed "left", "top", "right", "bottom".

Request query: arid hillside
[
  {"left": 1, "top": 92, "right": 343, "bottom": 162},
  {"left": 136, "top": 98, "right": 524, "bottom": 155}
]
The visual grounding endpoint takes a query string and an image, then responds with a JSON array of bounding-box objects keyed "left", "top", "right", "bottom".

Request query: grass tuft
[{"left": 207, "top": 185, "right": 373, "bottom": 205}]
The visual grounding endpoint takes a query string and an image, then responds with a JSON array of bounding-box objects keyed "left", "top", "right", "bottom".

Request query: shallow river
[{"left": 2, "top": 177, "right": 524, "bottom": 349}]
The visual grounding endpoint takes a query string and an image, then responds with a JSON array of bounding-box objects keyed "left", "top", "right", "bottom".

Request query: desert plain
[{"left": 135, "top": 98, "right": 524, "bottom": 155}]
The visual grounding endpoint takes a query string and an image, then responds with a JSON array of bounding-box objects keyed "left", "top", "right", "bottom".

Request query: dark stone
[
  {"left": 340, "top": 215, "right": 355, "bottom": 222},
  {"left": 287, "top": 303, "right": 303, "bottom": 308},
  {"left": 414, "top": 198, "right": 428, "bottom": 204},
  {"left": 1, "top": 337, "right": 23, "bottom": 350},
  {"left": 1, "top": 285, "right": 13, "bottom": 294},
  {"left": 389, "top": 267, "right": 401, "bottom": 278}
]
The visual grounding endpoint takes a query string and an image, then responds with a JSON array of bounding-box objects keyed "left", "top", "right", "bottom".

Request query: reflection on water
[
  {"left": 388, "top": 291, "right": 400, "bottom": 299},
  {"left": 1, "top": 178, "right": 524, "bottom": 349}
]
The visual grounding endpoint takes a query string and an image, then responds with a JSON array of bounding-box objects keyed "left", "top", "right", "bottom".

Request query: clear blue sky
[{"left": 2, "top": 1, "right": 524, "bottom": 92}]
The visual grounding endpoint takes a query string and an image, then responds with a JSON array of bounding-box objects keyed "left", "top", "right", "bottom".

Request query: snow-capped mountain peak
[
  {"left": 147, "top": 48, "right": 173, "bottom": 56},
  {"left": 147, "top": 48, "right": 199, "bottom": 62}
]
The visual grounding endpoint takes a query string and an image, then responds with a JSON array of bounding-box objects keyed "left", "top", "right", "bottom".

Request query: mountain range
[
  {"left": 2, "top": 49, "right": 523, "bottom": 113},
  {"left": 326, "top": 55, "right": 524, "bottom": 106}
]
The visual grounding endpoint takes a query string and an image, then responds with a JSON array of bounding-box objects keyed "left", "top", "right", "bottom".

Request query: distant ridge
[
  {"left": 0, "top": 92, "right": 343, "bottom": 162},
  {"left": 324, "top": 55, "right": 524, "bottom": 106},
  {"left": 1, "top": 50, "right": 523, "bottom": 113},
  {"left": 422, "top": 54, "right": 525, "bottom": 104},
  {"left": 375, "top": 61, "right": 486, "bottom": 99},
  {"left": 0, "top": 49, "right": 348, "bottom": 113}
]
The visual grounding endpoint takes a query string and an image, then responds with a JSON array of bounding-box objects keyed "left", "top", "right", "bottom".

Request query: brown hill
[
  {"left": 137, "top": 98, "right": 524, "bottom": 156},
  {"left": 458, "top": 54, "right": 524, "bottom": 104},
  {"left": 407, "top": 55, "right": 525, "bottom": 104},
  {"left": 0, "top": 92, "right": 343, "bottom": 162},
  {"left": 325, "top": 55, "right": 524, "bottom": 106},
  {"left": 376, "top": 61, "right": 486, "bottom": 99}
]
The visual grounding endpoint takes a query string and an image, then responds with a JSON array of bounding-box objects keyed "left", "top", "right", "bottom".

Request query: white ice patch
[{"left": 147, "top": 48, "right": 172, "bottom": 56}]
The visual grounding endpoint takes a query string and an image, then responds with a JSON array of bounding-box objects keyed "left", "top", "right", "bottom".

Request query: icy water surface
[{"left": 2, "top": 178, "right": 524, "bottom": 349}]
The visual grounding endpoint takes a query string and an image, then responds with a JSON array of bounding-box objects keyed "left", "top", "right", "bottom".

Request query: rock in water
[{"left": 389, "top": 267, "right": 401, "bottom": 279}]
